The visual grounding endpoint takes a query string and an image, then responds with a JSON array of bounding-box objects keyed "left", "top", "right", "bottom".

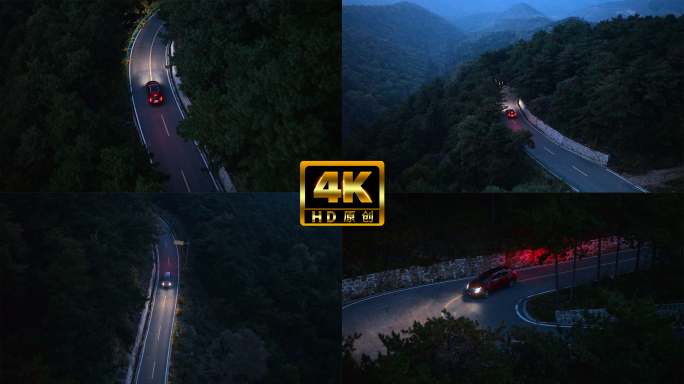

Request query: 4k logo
[{"left": 300, "top": 161, "right": 384, "bottom": 226}]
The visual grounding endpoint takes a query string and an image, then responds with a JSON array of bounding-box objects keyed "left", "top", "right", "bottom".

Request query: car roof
[{"left": 485, "top": 266, "right": 511, "bottom": 274}]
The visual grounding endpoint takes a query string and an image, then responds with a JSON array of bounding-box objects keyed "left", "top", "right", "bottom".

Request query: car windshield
[
  {"left": 477, "top": 273, "right": 491, "bottom": 283},
  {"left": 164, "top": 274, "right": 170, "bottom": 281},
  {"left": 150, "top": 85, "right": 159, "bottom": 92}
]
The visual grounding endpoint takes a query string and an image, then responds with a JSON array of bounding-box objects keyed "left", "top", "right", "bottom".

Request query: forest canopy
[
  {"left": 342, "top": 2, "right": 462, "bottom": 134},
  {"left": 500, "top": 15, "right": 684, "bottom": 170},
  {"left": 1, "top": 193, "right": 341, "bottom": 384},
  {"left": 0, "top": 0, "right": 168, "bottom": 192},
  {"left": 152, "top": 194, "right": 341, "bottom": 384},
  {"left": 344, "top": 14, "right": 684, "bottom": 192},
  {"left": 1, "top": 194, "right": 161, "bottom": 383},
  {"left": 343, "top": 193, "right": 683, "bottom": 277},
  {"left": 157, "top": 0, "right": 341, "bottom": 192}
]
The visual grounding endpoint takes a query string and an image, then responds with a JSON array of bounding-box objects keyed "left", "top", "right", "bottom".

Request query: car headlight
[
  {"left": 474, "top": 288, "right": 481, "bottom": 293},
  {"left": 466, "top": 283, "right": 469, "bottom": 289}
]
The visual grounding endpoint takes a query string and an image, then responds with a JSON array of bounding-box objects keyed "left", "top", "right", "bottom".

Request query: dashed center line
[
  {"left": 149, "top": 24, "right": 164, "bottom": 81},
  {"left": 151, "top": 361, "right": 155, "bottom": 379},
  {"left": 161, "top": 115, "right": 170, "bottom": 136},
  {"left": 181, "top": 170, "right": 191, "bottom": 192},
  {"left": 158, "top": 325, "right": 161, "bottom": 340},
  {"left": 163, "top": 295, "right": 166, "bottom": 309},
  {"left": 572, "top": 166, "right": 588, "bottom": 176},
  {"left": 543, "top": 147, "right": 555, "bottom": 155}
]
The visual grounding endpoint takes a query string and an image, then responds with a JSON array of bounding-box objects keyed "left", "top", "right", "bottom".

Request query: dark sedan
[{"left": 146, "top": 81, "right": 163, "bottom": 104}]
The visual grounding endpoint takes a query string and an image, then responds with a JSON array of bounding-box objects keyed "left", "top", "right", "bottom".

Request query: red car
[
  {"left": 146, "top": 81, "right": 163, "bottom": 104},
  {"left": 506, "top": 109, "right": 517, "bottom": 119},
  {"left": 466, "top": 266, "right": 516, "bottom": 299},
  {"left": 162, "top": 272, "right": 172, "bottom": 288}
]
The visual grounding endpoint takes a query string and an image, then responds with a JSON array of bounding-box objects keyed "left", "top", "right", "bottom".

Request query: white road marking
[
  {"left": 572, "top": 166, "right": 588, "bottom": 176},
  {"left": 342, "top": 247, "right": 648, "bottom": 309},
  {"left": 151, "top": 362, "right": 155, "bottom": 378},
  {"left": 181, "top": 170, "right": 191, "bottom": 192},
  {"left": 149, "top": 23, "right": 164, "bottom": 81},
  {"left": 161, "top": 115, "right": 170, "bottom": 136},
  {"left": 543, "top": 147, "right": 555, "bottom": 155},
  {"left": 158, "top": 325, "right": 161, "bottom": 340}
]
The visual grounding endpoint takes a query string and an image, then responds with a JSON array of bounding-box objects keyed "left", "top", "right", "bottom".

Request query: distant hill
[
  {"left": 443, "top": 17, "right": 588, "bottom": 71},
  {"left": 341, "top": 0, "right": 610, "bottom": 21},
  {"left": 451, "top": 3, "right": 552, "bottom": 33},
  {"left": 342, "top": 2, "right": 463, "bottom": 58},
  {"left": 342, "top": 2, "right": 464, "bottom": 135},
  {"left": 342, "top": 27, "right": 435, "bottom": 135},
  {"left": 569, "top": 0, "right": 684, "bottom": 22}
]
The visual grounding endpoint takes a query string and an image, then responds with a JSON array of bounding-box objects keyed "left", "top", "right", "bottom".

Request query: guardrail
[
  {"left": 126, "top": 247, "right": 158, "bottom": 384},
  {"left": 517, "top": 99, "right": 610, "bottom": 166}
]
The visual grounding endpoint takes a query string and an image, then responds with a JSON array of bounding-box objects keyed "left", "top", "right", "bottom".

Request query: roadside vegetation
[
  {"left": 343, "top": 194, "right": 682, "bottom": 278},
  {"left": 156, "top": 0, "right": 340, "bottom": 191},
  {"left": 0, "top": 194, "right": 161, "bottom": 383},
  {"left": 153, "top": 194, "right": 341, "bottom": 384},
  {"left": 0, "top": 0, "right": 168, "bottom": 192},
  {"left": 344, "top": 14, "right": 683, "bottom": 191},
  {"left": 343, "top": 292, "right": 683, "bottom": 383},
  {"left": 343, "top": 193, "right": 683, "bottom": 382},
  {"left": 526, "top": 268, "right": 684, "bottom": 323},
  {"left": 505, "top": 15, "right": 684, "bottom": 172}
]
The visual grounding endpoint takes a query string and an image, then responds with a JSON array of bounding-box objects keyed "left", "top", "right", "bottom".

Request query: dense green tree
[
  {"left": 153, "top": 194, "right": 341, "bottom": 384},
  {"left": 0, "top": 0, "right": 167, "bottom": 192},
  {"left": 509, "top": 15, "right": 684, "bottom": 169},
  {"left": 343, "top": 194, "right": 683, "bottom": 279},
  {"left": 505, "top": 326, "right": 572, "bottom": 383},
  {"left": 344, "top": 312, "right": 510, "bottom": 384},
  {"left": 0, "top": 194, "right": 161, "bottom": 383},
  {"left": 344, "top": 293, "right": 683, "bottom": 383},
  {"left": 198, "top": 328, "right": 269, "bottom": 384},
  {"left": 157, "top": 0, "right": 340, "bottom": 191},
  {"left": 344, "top": 55, "right": 539, "bottom": 192},
  {"left": 563, "top": 290, "right": 683, "bottom": 382},
  {"left": 346, "top": 14, "right": 684, "bottom": 190}
]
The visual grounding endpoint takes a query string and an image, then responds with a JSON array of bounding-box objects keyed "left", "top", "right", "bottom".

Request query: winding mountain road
[
  {"left": 135, "top": 218, "right": 180, "bottom": 384},
  {"left": 342, "top": 247, "right": 650, "bottom": 359},
  {"left": 129, "top": 13, "right": 217, "bottom": 192},
  {"left": 502, "top": 88, "right": 645, "bottom": 192}
]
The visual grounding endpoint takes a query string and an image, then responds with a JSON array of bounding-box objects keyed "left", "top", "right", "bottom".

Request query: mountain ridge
[{"left": 450, "top": 2, "right": 552, "bottom": 33}]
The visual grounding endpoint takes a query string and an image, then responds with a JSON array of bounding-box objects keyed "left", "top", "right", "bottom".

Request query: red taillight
[
  {"left": 149, "top": 98, "right": 152, "bottom": 102},
  {"left": 160, "top": 97, "right": 162, "bottom": 101}
]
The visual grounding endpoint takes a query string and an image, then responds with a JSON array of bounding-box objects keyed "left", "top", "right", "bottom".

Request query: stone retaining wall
[
  {"left": 343, "top": 236, "right": 635, "bottom": 303},
  {"left": 556, "top": 303, "right": 684, "bottom": 325},
  {"left": 518, "top": 99, "right": 610, "bottom": 165}
]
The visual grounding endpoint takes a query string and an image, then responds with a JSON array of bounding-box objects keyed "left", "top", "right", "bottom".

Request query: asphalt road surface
[
  {"left": 135, "top": 218, "right": 179, "bottom": 384},
  {"left": 502, "top": 88, "right": 645, "bottom": 192},
  {"left": 342, "top": 247, "right": 651, "bottom": 359},
  {"left": 129, "top": 13, "right": 217, "bottom": 192}
]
